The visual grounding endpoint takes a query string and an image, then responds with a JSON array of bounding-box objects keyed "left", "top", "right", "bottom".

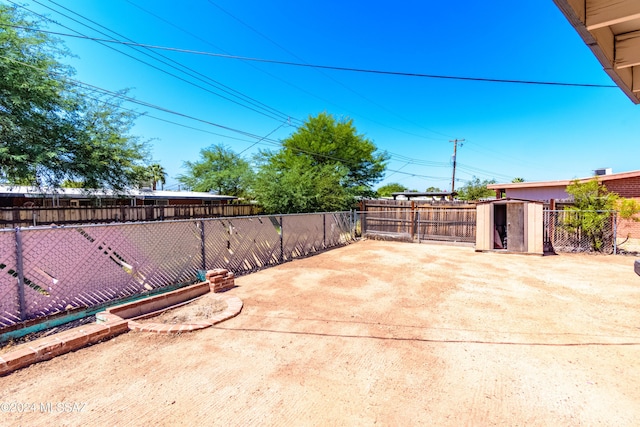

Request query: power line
[
  {"left": 10, "top": 1, "right": 304, "bottom": 126},
  {"left": 2, "top": 55, "right": 393, "bottom": 173},
  {"left": 456, "top": 163, "right": 514, "bottom": 181},
  {"left": 81, "top": 92, "right": 267, "bottom": 145},
  {"left": 1, "top": 52, "right": 517, "bottom": 185},
  {"left": 94, "top": 0, "right": 453, "bottom": 143},
  {"left": 124, "top": 0, "right": 338, "bottom": 128},
  {"left": 2, "top": 24, "right": 617, "bottom": 89},
  {"left": 205, "top": 0, "right": 454, "bottom": 140},
  {"left": 237, "top": 122, "right": 288, "bottom": 156}
]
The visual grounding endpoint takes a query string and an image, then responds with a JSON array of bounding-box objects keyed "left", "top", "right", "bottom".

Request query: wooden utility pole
[{"left": 449, "top": 138, "right": 465, "bottom": 193}]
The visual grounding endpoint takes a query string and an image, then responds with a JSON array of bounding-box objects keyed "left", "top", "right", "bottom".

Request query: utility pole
[{"left": 449, "top": 138, "right": 464, "bottom": 193}]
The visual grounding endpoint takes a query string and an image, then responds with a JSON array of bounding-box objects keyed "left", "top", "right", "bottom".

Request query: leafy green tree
[
  {"left": 563, "top": 178, "right": 640, "bottom": 251},
  {"left": 425, "top": 186, "right": 443, "bottom": 192},
  {"left": 0, "top": 5, "right": 148, "bottom": 189},
  {"left": 178, "top": 144, "right": 254, "bottom": 197},
  {"left": 376, "top": 183, "right": 407, "bottom": 198},
  {"left": 617, "top": 198, "right": 640, "bottom": 222},
  {"left": 253, "top": 152, "right": 350, "bottom": 213},
  {"left": 254, "top": 113, "right": 388, "bottom": 213},
  {"left": 566, "top": 178, "right": 617, "bottom": 212},
  {"left": 511, "top": 177, "right": 525, "bottom": 183},
  {"left": 564, "top": 178, "right": 619, "bottom": 251},
  {"left": 61, "top": 180, "right": 84, "bottom": 188},
  {"left": 456, "top": 176, "right": 496, "bottom": 201}
]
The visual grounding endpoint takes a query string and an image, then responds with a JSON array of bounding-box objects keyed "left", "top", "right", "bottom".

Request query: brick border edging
[
  {"left": 127, "top": 295, "right": 243, "bottom": 333},
  {"left": 1, "top": 269, "right": 241, "bottom": 376},
  {"left": 0, "top": 320, "right": 129, "bottom": 377}
]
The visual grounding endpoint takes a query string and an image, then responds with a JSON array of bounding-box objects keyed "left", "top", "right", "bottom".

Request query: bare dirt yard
[{"left": 1, "top": 239, "right": 640, "bottom": 426}]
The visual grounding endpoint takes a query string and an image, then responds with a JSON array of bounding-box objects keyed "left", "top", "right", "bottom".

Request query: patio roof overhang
[{"left": 553, "top": 0, "right": 640, "bottom": 104}]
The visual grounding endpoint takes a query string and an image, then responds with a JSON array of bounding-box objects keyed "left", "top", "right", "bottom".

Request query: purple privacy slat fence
[
  {"left": 0, "top": 212, "right": 354, "bottom": 328},
  {"left": 0, "top": 230, "right": 20, "bottom": 327}
]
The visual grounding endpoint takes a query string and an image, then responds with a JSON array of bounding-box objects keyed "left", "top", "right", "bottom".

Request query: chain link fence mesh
[
  {"left": 282, "top": 214, "right": 325, "bottom": 259},
  {"left": 204, "top": 216, "right": 282, "bottom": 274},
  {"left": 1, "top": 212, "right": 354, "bottom": 327},
  {"left": 543, "top": 210, "right": 615, "bottom": 254},
  {"left": 0, "top": 229, "right": 20, "bottom": 327},
  {"left": 18, "top": 221, "right": 204, "bottom": 321}
]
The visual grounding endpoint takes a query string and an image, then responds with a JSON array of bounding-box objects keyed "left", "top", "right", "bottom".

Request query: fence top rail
[
  {"left": 362, "top": 204, "right": 476, "bottom": 209},
  {"left": 10, "top": 211, "right": 352, "bottom": 231},
  {"left": 356, "top": 208, "right": 476, "bottom": 213},
  {"left": 544, "top": 209, "right": 618, "bottom": 213},
  {"left": 0, "top": 203, "right": 257, "bottom": 210}
]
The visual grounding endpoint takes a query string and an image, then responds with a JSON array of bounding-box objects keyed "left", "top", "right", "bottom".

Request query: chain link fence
[
  {"left": 0, "top": 229, "right": 20, "bottom": 327},
  {"left": 543, "top": 210, "right": 616, "bottom": 254},
  {"left": 0, "top": 212, "right": 354, "bottom": 327}
]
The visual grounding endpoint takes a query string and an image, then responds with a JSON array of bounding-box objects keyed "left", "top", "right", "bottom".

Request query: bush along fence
[
  {"left": 0, "top": 212, "right": 354, "bottom": 329},
  {"left": 543, "top": 209, "right": 617, "bottom": 254}
]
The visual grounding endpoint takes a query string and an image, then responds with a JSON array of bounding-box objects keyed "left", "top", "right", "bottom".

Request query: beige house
[
  {"left": 487, "top": 170, "right": 640, "bottom": 252},
  {"left": 487, "top": 169, "right": 640, "bottom": 202}
]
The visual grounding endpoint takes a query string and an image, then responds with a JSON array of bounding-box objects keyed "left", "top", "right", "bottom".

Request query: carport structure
[{"left": 554, "top": 0, "right": 640, "bottom": 104}]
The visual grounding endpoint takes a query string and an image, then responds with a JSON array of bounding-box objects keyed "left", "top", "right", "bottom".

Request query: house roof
[
  {"left": 0, "top": 186, "right": 238, "bottom": 201},
  {"left": 391, "top": 191, "right": 456, "bottom": 199},
  {"left": 476, "top": 198, "right": 544, "bottom": 205},
  {"left": 553, "top": 0, "right": 640, "bottom": 104},
  {"left": 487, "top": 170, "right": 640, "bottom": 190}
]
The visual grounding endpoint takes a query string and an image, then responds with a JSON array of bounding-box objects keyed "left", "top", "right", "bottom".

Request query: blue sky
[{"left": 6, "top": 0, "right": 639, "bottom": 191}]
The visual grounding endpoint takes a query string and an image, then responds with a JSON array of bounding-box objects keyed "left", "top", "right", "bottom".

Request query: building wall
[
  {"left": 505, "top": 186, "right": 568, "bottom": 201},
  {"left": 503, "top": 179, "right": 640, "bottom": 245},
  {"left": 616, "top": 196, "right": 640, "bottom": 251},
  {"left": 603, "top": 177, "right": 640, "bottom": 198}
]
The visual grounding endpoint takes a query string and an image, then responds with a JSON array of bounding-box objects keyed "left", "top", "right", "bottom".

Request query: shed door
[{"left": 507, "top": 203, "right": 525, "bottom": 252}]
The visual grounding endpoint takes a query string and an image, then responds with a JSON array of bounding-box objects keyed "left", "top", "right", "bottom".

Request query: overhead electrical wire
[
  {"left": 125, "top": 0, "right": 449, "bottom": 143},
  {"left": 4, "top": 55, "right": 445, "bottom": 181},
  {"left": 206, "top": 0, "right": 454, "bottom": 140},
  {"left": 37, "top": 0, "right": 304, "bottom": 126},
  {"left": 2, "top": 10, "right": 531, "bottom": 185},
  {"left": 9, "top": 0, "right": 303, "bottom": 126},
  {"left": 461, "top": 141, "right": 557, "bottom": 174},
  {"left": 3, "top": 9, "right": 612, "bottom": 178},
  {"left": 3, "top": 55, "right": 484, "bottom": 184},
  {"left": 2, "top": 24, "right": 618, "bottom": 89},
  {"left": 123, "top": 0, "right": 354, "bottom": 130},
  {"left": 81, "top": 92, "right": 266, "bottom": 145}
]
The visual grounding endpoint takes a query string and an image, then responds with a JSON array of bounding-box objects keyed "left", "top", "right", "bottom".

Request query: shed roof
[
  {"left": 476, "top": 198, "right": 544, "bottom": 205},
  {"left": 553, "top": 0, "right": 640, "bottom": 104},
  {"left": 391, "top": 191, "right": 456, "bottom": 200}
]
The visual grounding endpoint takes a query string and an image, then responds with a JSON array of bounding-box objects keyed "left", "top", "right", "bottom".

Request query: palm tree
[{"left": 148, "top": 164, "right": 167, "bottom": 190}]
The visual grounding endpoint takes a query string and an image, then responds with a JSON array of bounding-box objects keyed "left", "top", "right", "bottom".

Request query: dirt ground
[
  {"left": 138, "top": 294, "right": 227, "bottom": 325},
  {"left": 1, "top": 240, "right": 640, "bottom": 426}
]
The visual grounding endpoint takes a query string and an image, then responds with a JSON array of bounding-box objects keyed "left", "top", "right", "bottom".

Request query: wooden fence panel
[
  {"left": 361, "top": 200, "right": 476, "bottom": 242},
  {"left": 0, "top": 204, "right": 262, "bottom": 228}
]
